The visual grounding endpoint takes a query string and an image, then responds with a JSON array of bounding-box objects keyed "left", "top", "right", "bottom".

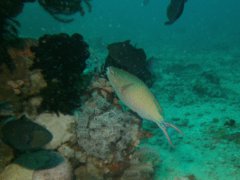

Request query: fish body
[
  {"left": 107, "top": 66, "right": 181, "bottom": 146},
  {"left": 165, "top": 0, "right": 187, "bottom": 25},
  {"left": 1, "top": 116, "right": 53, "bottom": 151}
]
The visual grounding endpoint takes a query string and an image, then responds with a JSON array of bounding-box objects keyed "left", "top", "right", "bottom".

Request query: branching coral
[{"left": 31, "top": 33, "right": 90, "bottom": 114}]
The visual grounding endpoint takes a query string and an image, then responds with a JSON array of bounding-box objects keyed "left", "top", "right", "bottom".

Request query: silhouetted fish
[
  {"left": 1, "top": 116, "right": 52, "bottom": 151},
  {"left": 165, "top": 0, "right": 187, "bottom": 25},
  {"left": 14, "top": 150, "right": 64, "bottom": 170}
]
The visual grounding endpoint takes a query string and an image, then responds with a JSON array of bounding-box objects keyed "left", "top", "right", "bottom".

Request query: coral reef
[
  {"left": 120, "top": 162, "right": 154, "bottom": 180},
  {"left": 0, "top": 38, "right": 44, "bottom": 115},
  {"left": 72, "top": 76, "right": 156, "bottom": 178},
  {"left": 38, "top": 0, "right": 92, "bottom": 22},
  {"left": 31, "top": 33, "right": 90, "bottom": 114},
  {"left": 120, "top": 147, "right": 160, "bottom": 180},
  {"left": 76, "top": 90, "right": 141, "bottom": 162},
  {"left": 0, "top": 163, "right": 34, "bottom": 180},
  {"left": 35, "top": 113, "right": 76, "bottom": 150},
  {"left": 0, "top": 0, "right": 36, "bottom": 71},
  {"left": 1, "top": 75, "right": 159, "bottom": 179},
  {"left": 104, "top": 40, "right": 153, "bottom": 86},
  {"left": 32, "top": 159, "right": 72, "bottom": 180},
  {"left": 1, "top": 34, "right": 90, "bottom": 115}
]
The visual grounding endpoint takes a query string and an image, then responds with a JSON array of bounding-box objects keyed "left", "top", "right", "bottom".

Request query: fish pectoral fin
[{"left": 120, "top": 83, "right": 134, "bottom": 94}]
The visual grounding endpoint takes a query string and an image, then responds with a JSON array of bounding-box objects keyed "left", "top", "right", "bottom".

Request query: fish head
[{"left": 106, "top": 66, "right": 129, "bottom": 88}]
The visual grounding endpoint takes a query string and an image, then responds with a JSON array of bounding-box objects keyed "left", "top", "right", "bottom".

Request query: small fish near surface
[
  {"left": 106, "top": 66, "right": 182, "bottom": 146},
  {"left": 165, "top": 0, "right": 187, "bottom": 25}
]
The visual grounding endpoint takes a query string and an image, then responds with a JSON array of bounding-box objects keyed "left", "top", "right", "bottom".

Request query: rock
[
  {"left": 0, "top": 158, "right": 71, "bottom": 180},
  {"left": 120, "top": 162, "right": 154, "bottom": 180},
  {"left": 0, "top": 140, "right": 14, "bottom": 172},
  {"left": 131, "top": 146, "right": 161, "bottom": 167},
  {"left": 28, "top": 71, "right": 47, "bottom": 95},
  {"left": 74, "top": 150, "right": 87, "bottom": 163},
  {"left": 74, "top": 165, "right": 103, "bottom": 180},
  {"left": 224, "top": 119, "right": 236, "bottom": 127},
  {"left": 35, "top": 113, "right": 76, "bottom": 150},
  {"left": 32, "top": 159, "right": 72, "bottom": 180},
  {"left": 57, "top": 144, "right": 75, "bottom": 159},
  {"left": 0, "top": 164, "right": 34, "bottom": 180}
]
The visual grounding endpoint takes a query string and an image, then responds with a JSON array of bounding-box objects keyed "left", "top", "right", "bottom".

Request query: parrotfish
[
  {"left": 165, "top": 0, "right": 187, "bottom": 25},
  {"left": 106, "top": 66, "right": 182, "bottom": 146}
]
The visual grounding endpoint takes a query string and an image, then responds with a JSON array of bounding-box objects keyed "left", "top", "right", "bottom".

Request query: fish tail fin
[{"left": 156, "top": 121, "right": 183, "bottom": 147}]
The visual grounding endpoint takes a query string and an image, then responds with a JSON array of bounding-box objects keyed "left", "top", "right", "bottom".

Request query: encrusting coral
[
  {"left": 70, "top": 76, "right": 141, "bottom": 177},
  {"left": 76, "top": 90, "right": 141, "bottom": 162}
]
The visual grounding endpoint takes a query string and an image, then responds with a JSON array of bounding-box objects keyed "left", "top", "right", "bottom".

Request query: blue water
[
  {"left": 16, "top": 1, "right": 240, "bottom": 179},
  {"left": 18, "top": 1, "right": 240, "bottom": 53}
]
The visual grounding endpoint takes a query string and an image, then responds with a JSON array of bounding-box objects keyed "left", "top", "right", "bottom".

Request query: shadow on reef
[
  {"left": 31, "top": 33, "right": 90, "bottom": 114},
  {"left": 104, "top": 40, "right": 154, "bottom": 87}
]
